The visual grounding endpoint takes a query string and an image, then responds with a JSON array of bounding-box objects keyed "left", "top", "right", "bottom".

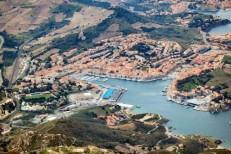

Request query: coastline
[{"left": 165, "top": 81, "right": 211, "bottom": 112}]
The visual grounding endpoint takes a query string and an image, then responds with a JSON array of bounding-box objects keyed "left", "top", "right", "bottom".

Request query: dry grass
[
  {"left": 29, "top": 6, "right": 114, "bottom": 46},
  {"left": 132, "top": 22, "right": 162, "bottom": 30},
  {"left": 109, "top": 123, "right": 136, "bottom": 131},
  {"left": 93, "top": 23, "right": 121, "bottom": 43},
  {"left": 31, "top": 44, "right": 50, "bottom": 57},
  {"left": 0, "top": 0, "right": 63, "bottom": 34},
  {"left": 4, "top": 65, "right": 14, "bottom": 80},
  {"left": 39, "top": 49, "right": 59, "bottom": 61},
  {"left": 54, "top": 13, "right": 66, "bottom": 23}
]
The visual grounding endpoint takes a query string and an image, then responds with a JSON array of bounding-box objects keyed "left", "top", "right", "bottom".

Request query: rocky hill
[{"left": 0, "top": 105, "right": 226, "bottom": 154}]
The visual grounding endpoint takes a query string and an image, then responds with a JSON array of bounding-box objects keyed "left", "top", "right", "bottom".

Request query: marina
[{"left": 69, "top": 73, "right": 108, "bottom": 82}]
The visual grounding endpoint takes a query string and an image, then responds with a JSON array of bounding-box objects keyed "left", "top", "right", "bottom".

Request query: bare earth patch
[
  {"left": 132, "top": 22, "right": 163, "bottom": 30},
  {"left": 54, "top": 13, "right": 66, "bottom": 23}
]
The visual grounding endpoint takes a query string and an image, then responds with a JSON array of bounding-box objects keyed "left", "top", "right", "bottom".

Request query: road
[
  {"left": 0, "top": 35, "right": 4, "bottom": 51},
  {"left": 8, "top": 51, "right": 20, "bottom": 87},
  {"left": 201, "top": 31, "right": 211, "bottom": 46},
  {"left": 8, "top": 35, "right": 34, "bottom": 87},
  {"left": 147, "top": 126, "right": 158, "bottom": 134},
  {"left": 4, "top": 36, "right": 35, "bottom": 121}
]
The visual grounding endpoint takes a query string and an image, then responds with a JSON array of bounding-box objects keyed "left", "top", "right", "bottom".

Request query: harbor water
[
  {"left": 94, "top": 79, "right": 231, "bottom": 147},
  {"left": 200, "top": 9, "right": 231, "bottom": 34},
  {"left": 93, "top": 9, "right": 231, "bottom": 148}
]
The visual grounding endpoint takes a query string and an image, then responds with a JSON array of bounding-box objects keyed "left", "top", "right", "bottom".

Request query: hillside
[
  {"left": 0, "top": 105, "right": 223, "bottom": 153},
  {"left": 176, "top": 54, "right": 231, "bottom": 112}
]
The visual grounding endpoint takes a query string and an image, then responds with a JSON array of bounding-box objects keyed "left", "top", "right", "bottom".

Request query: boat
[{"left": 101, "top": 78, "right": 108, "bottom": 82}]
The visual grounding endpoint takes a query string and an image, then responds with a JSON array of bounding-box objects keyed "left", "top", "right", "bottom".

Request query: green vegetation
[
  {"left": 177, "top": 73, "right": 213, "bottom": 92},
  {"left": 177, "top": 68, "right": 231, "bottom": 98},
  {"left": 21, "top": 1, "right": 33, "bottom": 8},
  {"left": 0, "top": 89, "right": 6, "bottom": 101},
  {"left": 131, "top": 43, "right": 151, "bottom": 53},
  {"left": 188, "top": 13, "right": 230, "bottom": 32},
  {"left": 25, "top": 93, "right": 52, "bottom": 101},
  {"left": 131, "top": 113, "right": 146, "bottom": 120},
  {"left": 124, "top": 0, "right": 171, "bottom": 13},
  {"left": 151, "top": 15, "right": 178, "bottom": 25},
  {"left": 50, "top": 7, "right": 147, "bottom": 52},
  {"left": 0, "top": 106, "right": 219, "bottom": 153},
  {"left": 201, "top": 149, "right": 231, "bottom": 154},
  {"left": 0, "top": 32, "right": 24, "bottom": 48},
  {"left": 222, "top": 55, "right": 231, "bottom": 64},
  {"left": 50, "top": 114, "right": 167, "bottom": 149},
  {"left": 206, "top": 68, "right": 231, "bottom": 98},
  {"left": 2, "top": 50, "right": 18, "bottom": 67},
  {"left": 181, "top": 139, "right": 206, "bottom": 154},
  {"left": 147, "top": 151, "right": 175, "bottom": 154},
  {"left": 29, "top": 17, "right": 70, "bottom": 40},
  {"left": 49, "top": 7, "right": 203, "bottom": 53},
  {"left": 51, "top": 3, "right": 82, "bottom": 18},
  {"left": 148, "top": 26, "right": 203, "bottom": 50},
  {"left": 73, "top": 106, "right": 113, "bottom": 119},
  {"left": 71, "top": 0, "right": 110, "bottom": 8}
]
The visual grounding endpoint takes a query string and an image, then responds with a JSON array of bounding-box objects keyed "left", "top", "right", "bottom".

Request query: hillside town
[
  {"left": 0, "top": 0, "right": 231, "bottom": 153},
  {"left": 167, "top": 52, "right": 231, "bottom": 112},
  {"left": 26, "top": 34, "right": 214, "bottom": 82}
]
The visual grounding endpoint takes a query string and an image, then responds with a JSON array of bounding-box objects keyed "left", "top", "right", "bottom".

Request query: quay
[{"left": 102, "top": 87, "right": 127, "bottom": 102}]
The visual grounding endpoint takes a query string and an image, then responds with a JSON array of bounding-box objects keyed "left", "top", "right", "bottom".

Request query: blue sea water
[
  {"left": 95, "top": 79, "right": 231, "bottom": 147},
  {"left": 201, "top": 9, "right": 231, "bottom": 34}
]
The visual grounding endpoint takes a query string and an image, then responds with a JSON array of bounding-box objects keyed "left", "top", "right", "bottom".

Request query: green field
[
  {"left": 177, "top": 73, "right": 213, "bottom": 92},
  {"left": 222, "top": 55, "right": 231, "bottom": 64},
  {"left": 177, "top": 67, "right": 231, "bottom": 98},
  {"left": 148, "top": 26, "right": 203, "bottom": 50},
  {"left": 206, "top": 68, "right": 231, "bottom": 97},
  {"left": 25, "top": 93, "right": 52, "bottom": 100}
]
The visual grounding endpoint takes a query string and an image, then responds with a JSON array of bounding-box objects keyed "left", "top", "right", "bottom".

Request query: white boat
[{"left": 101, "top": 78, "right": 108, "bottom": 82}]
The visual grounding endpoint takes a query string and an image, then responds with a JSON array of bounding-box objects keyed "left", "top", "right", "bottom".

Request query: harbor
[
  {"left": 93, "top": 78, "right": 231, "bottom": 148},
  {"left": 100, "top": 84, "right": 127, "bottom": 102}
]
